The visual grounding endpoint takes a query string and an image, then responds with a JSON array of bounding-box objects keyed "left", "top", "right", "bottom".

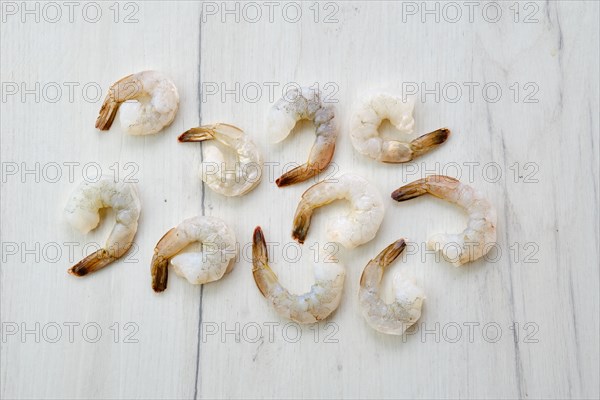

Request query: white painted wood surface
[{"left": 1, "top": 1, "right": 598, "bottom": 399}]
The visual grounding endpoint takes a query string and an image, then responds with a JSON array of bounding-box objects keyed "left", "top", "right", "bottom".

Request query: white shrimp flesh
[
  {"left": 292, "top": 173, "right": 384, "bottom": 249},
  {"left": 267, "top": 87, "right": 337, "bottom": 187},
  {"left": 151, "top": 216, "right": 237, "bottom": 292},
  {"left": 350, "top": 93, "right": 449, "bottom": 162},
  {"left": 96, "top": 70, "right": 179, "bottom": 135},
  {"left": 252, "top": 226, "right": 345, "bottom": 324},
  {"left": 392, "top": 175, "right": 497, "bottom": 266},
  {"left": 64, "top": 177, "right": 141, "bottom": 276},
  {"left": 178, "top": 123, "right": 263, "bottom": 196},
  {"left": 359, "top": 239, "right": 425, "bottom": 335}
]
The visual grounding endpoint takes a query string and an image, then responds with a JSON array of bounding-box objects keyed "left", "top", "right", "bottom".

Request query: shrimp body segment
[
  {"left": 350, "top": 93, "right": 449, "bottom": 163},
  {"left": 392, "top": 175, "right": 497, "bottom": 266},
  {"left": 64, "top": 177, "right": 141, "bottom": 276},
  {"left": 151, "top": 216, "right": 236, "bottom": 292},
  {"left": 252, "top": 227, "right": 345, "bottom": 324},
  {"left": 359, "top": 239, "right": 425, "bottom": 335},
  {"left": 96, "top": 70, "right": 179, "bottom": 135},
  {"left": 267, "top": 87, "right": 337, "bottom": 187},
  {"left": 178, "top": 123, "right": 263, "bottom": 196},
  {"left": 292, "top": 174, "right": 384, "bottom": 249}
]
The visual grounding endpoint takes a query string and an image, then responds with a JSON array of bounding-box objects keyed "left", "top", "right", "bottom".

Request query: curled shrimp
[
  {"left": 151, "top": 216, "right": 236, "bottom": 292},
  {"left": 359, "top": 239, "right": 425, "bottom": 335},
  {"left": 267, "top": 87, "right": 337, "bottom": 187},
  {"left": 292, "top": 173, "right": 384, "bottom": 249},
  {"left": 350, "top": 93, "right": 449, "bottom": 162},
  {"left": 64, "top": 177, "right": 141, "bottom": 276},
  {"left": 96, "top": 70, "right": 179, "bottom": 135},
  {"left": 392, "top": 175, "right": 497, "bottom": 266},
  {"left": 178, "top": 123, "right": 263, "bottom": 196},
  {"left": 252, "top": 227, "right": 345, "bottom": 324}
]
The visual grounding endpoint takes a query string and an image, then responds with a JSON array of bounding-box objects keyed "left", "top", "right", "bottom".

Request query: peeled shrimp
[
  {"left": 359, "top": 239, "right": 425, "bottom": 335},
  {"left": 267, "top": 87, "right": 337, "bottom": 187},
  {"left": 392, "top": 175, "right": 497, "bottom": 266},
  {"left": 252, "top": 227, "right": 345, "bottom": 324},
  {"left": 292, "top": 173, "right": 384, "bottom": 249},
  {"left": 178, "top": 123, "right": 263, "bottom": 196},
  {"left": 64, "top": 177, "right": 141, "bottom": 276},
  {"left": 151, "top": 216, "right": 237, "bottom": 292},
  {"left": 96, "top": 70, "right": 179, "bottom": 135},
  {"left": 350, "top": 93, "right": 449, "bottom": 162}
]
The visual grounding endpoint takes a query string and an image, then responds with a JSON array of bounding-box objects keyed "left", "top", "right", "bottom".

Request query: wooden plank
[{"left": 1, "top": 3, "right": 202, "bottom": 399}]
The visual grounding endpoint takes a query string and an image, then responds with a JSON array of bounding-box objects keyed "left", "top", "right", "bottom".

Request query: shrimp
[
  {"left": 64, "top": 177, "right": 141, "bottom": 276},
  {"left": 267, "top": 87, "right": 337, "bottom": 187},
  {"left": 252, "top": 227, "right": 345, "bottom": 324},
  {"left": 151, "top": 216, "right": 237, "bottom": 292},
  {"left": 391, "top": 175, "right": 497, "bottom": 266},
  {"left": 359, "top": 239, "right": 425, "bottom": 335},
  {"left": 95, "top": 70, "right": 179, "bottom": 135},
  {"left": 178, "top": 123, "right": 263, "bottom": 196},
  {"left": 292, "top": 173, "right": 384, "bottom": 249},
  {"left": 350, "top": 93, "right": 449, "bottom": 162}
]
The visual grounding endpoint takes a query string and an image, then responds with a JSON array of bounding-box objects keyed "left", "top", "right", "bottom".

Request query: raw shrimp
[
  {"left": 252, "top": 227, "right": 345, "bottom": 324},
  {"left": 178, "top": 123, "right": 263, "bottom": 196},
  {"left": 391, "top": 175, "right": 497, "bottom": 266},
  {"left": 292, "top": 173, "right": 384, "bottom": 249},
  {"left": 64, "top": 177, "right": 141, "bottom": 276},
  {"left": 151, "top": 216, "right": 236, "bottom": 292},
  {"left": 96, "top": 70, "right": 179, "bottom": 135},
  {"left": 267, "top": 87, "right": 337, "bottom": 187},
  {"left": 359, "top": 239, "right": 425, "bottom": 335},
  {"left": 350, "top": 93, "right": 449, "bottom": 162}
]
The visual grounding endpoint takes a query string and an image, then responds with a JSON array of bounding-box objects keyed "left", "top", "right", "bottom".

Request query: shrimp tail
[
  {"left": 95, "top": 98, "right": 120, "bottom": 130},
  {"left": 68, "top": 248, "right": 117, "bottom": 276},
  {"left": 409, "top": 128, "right": 450, "bottom": 158},
  {"left": 252, "top": 227, "right": 269, "bottom": 267},
  {"left": 391, "top": 178, "right": 429, "bottom": 201},
  {"left": 360, "top": 239, "right": 406, "bottom": 287},
  {"left": 276, "top": 141, "right": 335, "bottom": 187},
  {"left": 276, "top": 164, "right": 320, "bottom": 187},
  {"left": 178, "top": 127, "right": 215, "bottom": 142},
  {"left": 252, "top": 227, "right": 278, "bottom": 298},
  {"left": 151, "top": 254, "right": 169, "bottom": 293},
  {"left": 374, "top": 239, "right": 406, "bottom": 267},
  {"left": 291, "top": 205, "right": 313, "bottom": 244}
]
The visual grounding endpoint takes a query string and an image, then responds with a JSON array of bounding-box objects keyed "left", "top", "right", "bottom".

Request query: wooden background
[{"left": 1, "top": 1, "right": 598, "bottom": 399}]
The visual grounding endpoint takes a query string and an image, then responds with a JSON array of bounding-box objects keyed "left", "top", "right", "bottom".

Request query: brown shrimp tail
[
  {"left": 276, "top": 142, "right": 335, "bottom": 187},
  {"left": 291, "top": 205, "right": 313, "bottom": 244},
  {"left": 252, "top": 227, "right": 270, "bottom": 266},
  {"left": 151, "top": 254, "right": 169, "bottom": 293},
  {"left": 360, "top": 239, "right": 407, "bottom": 288},
  {"left": 252, "top": 227, "right": 277, "bottom": 298},
  {"left": 409, "top": 128, "right": 450, "bottom": 158},
  {"left": 391, "top": 178, "right": 429, "bottom": 202},
  {"left": 178, "top": 127, "right": 215, "bottom": 142},
  {"left": 275, "top": 163, "right": 320, "bottom": 187},
  {"left": 95, "top": 99, "right": 120, "bottom": 130},
  {"left": 375, "top": 239, "right": 407, "bottom": 267},
  {"left": 68, "top": 248, "right": 117, "bottom": 277}
]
